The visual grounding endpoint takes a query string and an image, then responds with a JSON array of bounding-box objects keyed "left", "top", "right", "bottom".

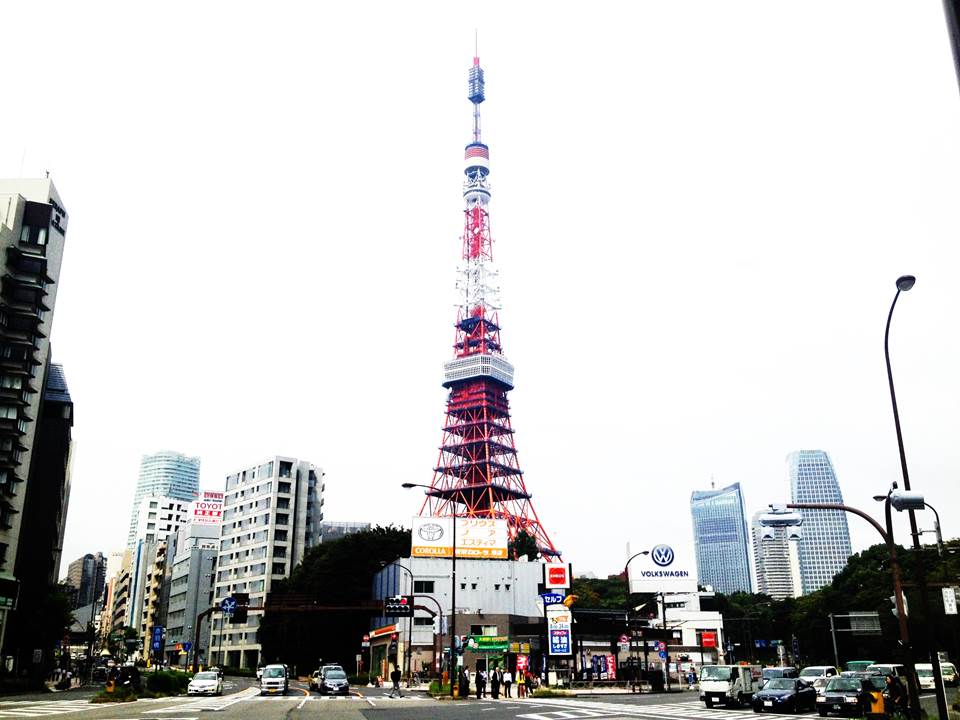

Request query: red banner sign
[{"left": 701, "top": 631, "right": 717, "bottom": 648}]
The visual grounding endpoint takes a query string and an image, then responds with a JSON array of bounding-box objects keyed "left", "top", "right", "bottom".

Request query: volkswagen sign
[
  {"left": 626, "top": 542, "right": 698, "bottom": 594},
  {"left": 651, "top": 545, "right": 674, "bottom": 567}
]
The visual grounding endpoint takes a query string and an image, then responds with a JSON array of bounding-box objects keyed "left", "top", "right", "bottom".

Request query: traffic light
[
  {"left": 388, "top": 633, "right": 398, "bottom": 660},
  {"left": 384, "top": 595, "right": 414, "bottom": 617},
  {"left": 229, "top": 593, "right": 250, "bottom": 624}
]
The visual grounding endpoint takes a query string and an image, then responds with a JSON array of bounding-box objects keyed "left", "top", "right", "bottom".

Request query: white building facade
[
  {"left": 210, "top": 456, "right": 323, "bottom": 669},
  {"left": 750, "top": 511, "right": 801, "bottom": 600}
]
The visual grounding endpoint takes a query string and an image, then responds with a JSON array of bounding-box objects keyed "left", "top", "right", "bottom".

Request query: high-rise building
[
  {"left": 65, "top": 552, "right": 106, "bottom": 609},
  {"left": 750, "top": 510, "right": 801, "bottom": 600},
  {"left": 127, "top": 496, "right": 191, "bottom": 634},
  {"left": 787, "top": 450, "right": 853, "bottom": 594},
  {"left": 690, "top": 482, "right": 753, "bottom": 595},
  {"left": 0, "top": 180, "right": 69, "bottom": 576},
  {"left": 0, "top": 179, "right": 70, "bottom": 668},
  {"left": 210, "top": 456, "right": 323, "bottom": 669},
  {"left": 126, "top": 451, "right": 200, "bottom": 548}
]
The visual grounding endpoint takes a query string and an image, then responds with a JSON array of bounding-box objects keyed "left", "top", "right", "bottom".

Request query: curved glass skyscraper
[
  {"left": 690, "top": 482, "right": 752, "bottom": 595},
  {"left": 126, "top": 451, "right": 200, "bottom": 548},
  {"left": 787, "top": 450, "right": 852, "bottom": 594}
]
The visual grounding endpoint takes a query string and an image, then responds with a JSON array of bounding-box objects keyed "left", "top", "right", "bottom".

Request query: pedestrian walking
[
  {"left": 490, "top": 667, "right": 500, "bottom": 699},
  {"left": 517, "top": 670, "right": 526, "bottom": 698},
  {"left": 458, "top": 667, "right": 469, "bottom": 698},
  {"left": 502, "top": 668, "right": 512, "bottom": 697},
  {"left": 388, "top": 665, "right": 403, "bottom": 698}
]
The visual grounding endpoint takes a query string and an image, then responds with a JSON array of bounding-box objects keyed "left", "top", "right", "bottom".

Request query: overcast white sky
[{"left": 6, "top": 2, "right": 960, "bottom": 579}]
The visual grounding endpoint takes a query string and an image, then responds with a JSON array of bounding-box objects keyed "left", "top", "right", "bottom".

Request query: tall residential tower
[
  {"left": 690, "top": 482, "right": 753, "bottom": 595},
  {"left": 126, "top": 451, "right": 200, "bottom": 548},
  {"left": 750, "top": 510, "right": 801, "bottom": 600},
  {"left": 787, "top": 450, "right": 852, "bottom": 594}
]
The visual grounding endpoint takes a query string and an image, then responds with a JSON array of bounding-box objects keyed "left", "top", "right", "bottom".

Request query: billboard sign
[
  {"left": 701, "top": 631, "right": 717, "bottom": 648},
  {"left": 544, "top": 563, "right": 572, "bottom": 589},
  {"left": 546, "top": 605, "right": 572, "bottom": 655},
  {"left": 626, "top": 542, "right": 698, "bottom": 593},
  {"left": 190, "top": 491, "right": 224, "bottom": 526},
  {"left": 411, "top": 517, "right": 508, "bottom": 559}
]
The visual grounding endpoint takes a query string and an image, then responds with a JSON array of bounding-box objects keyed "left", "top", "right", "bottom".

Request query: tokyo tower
[{"left": 419, "top": 54, "right": 561, "bottom": 559}]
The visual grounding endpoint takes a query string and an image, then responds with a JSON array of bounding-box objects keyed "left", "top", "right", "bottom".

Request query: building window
[
  {"left": 413, "top": 580, "right": 434, "bottom": 594},
  {"left": 276, "top": 498, "right": 289, "bottom": 510},
  {"left": 274, "top": 530, "right": 287, "bottom": 542},
  {"left": 273, "top": 546, "right": 286, "bottom": 558},
  {"left": 271, "top": 563, "right": 286, "bottom": 575},
  {"left": 413, "top": 617, "right": 434, "bottom": 626},
  {"left": 277, "top": 482, "right": 291, "bottom": 495},
  {"left": 279, "top": 461, "right": 293, "bottom": 478},
  {"left": 275, "top": 514, "right": 289, "bottom": 526}
]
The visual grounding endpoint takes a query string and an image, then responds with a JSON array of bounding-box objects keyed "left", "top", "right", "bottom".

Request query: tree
[
  {"left": 508, "top": 530, "right": 540, "bottom": 561},
  {"left": 258, "top": 526, "right": 410, "bottom": 673}
]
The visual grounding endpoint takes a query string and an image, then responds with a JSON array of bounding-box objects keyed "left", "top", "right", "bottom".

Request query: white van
[
  {"left": 866, "top": 663, "right": 905, "bottom": 678},
  {"left": 915, "top": 663, "right": 958, "bottom": 689},
  {"left": 259, "top": 664, "right": 288, "bottom": 695},
  {"left": 799, "top": 665, "right": 839, "bottom": 680}
]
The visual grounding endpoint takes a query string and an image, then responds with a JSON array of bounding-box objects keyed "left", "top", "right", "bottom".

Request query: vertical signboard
[
  {"left": 943, "top": 587, "right": 958, "bottom": 616},
  {"left": 546, "top": 605, "right": 572, "bottom": 655},
  {"left": 190, "top": 491, "right": 224, "bottom": 526},
  {"left": 411, "top": 517, "right": 508, "bottom": 558}
]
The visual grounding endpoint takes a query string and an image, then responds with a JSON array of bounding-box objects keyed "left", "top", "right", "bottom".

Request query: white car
[
  {"left": 916, "top": 663, "right": 958, "bottom": 689},
  {"left": 187, "top": 671, "right": 223, "bottom": 696}
]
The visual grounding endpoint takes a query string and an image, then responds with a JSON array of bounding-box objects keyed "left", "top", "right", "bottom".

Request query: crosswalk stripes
[
  {"left": 0, "top": 699, "right": 95, "bottom": 718},
  {"left": 517, "top": 698, "right": 764, "bottom": 720}
]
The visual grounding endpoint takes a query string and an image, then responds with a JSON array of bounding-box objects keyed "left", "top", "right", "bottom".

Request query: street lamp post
[
  {"left": 385, "top": 559, "right": 446, "bottom": 683},
  {"left": 403, "top": 483, "right": 457, "bottom": 698},
  {"left": 884, "top": 275, "right": 949, "bottom": 720},
  {"left": 623, "top": 551, "right": 649, "bottom": 693},
  {"left": 382, "top": 560, "right": 416, "bottom": 683},
  {"left": 761, "top": 499, "right": 920, "bottom": 719}
]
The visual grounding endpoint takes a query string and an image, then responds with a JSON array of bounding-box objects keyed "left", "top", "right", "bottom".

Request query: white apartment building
[
  {"left": 750, "top": 511, "right": 801, "bottom": 601},
  {"left": 210, "top": 456, "right": 323, "bottom": 669}
]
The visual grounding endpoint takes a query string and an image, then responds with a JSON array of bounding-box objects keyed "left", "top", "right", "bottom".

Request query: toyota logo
[
  {"left": 651, "top": 544, "right": 674, "bottom": 567},
  {"left": 418, "top": 523, "right": 444, "bottom": 541}
]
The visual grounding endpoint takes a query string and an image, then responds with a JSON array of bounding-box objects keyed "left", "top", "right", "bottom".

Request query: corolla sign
[{"left": 627, "top": 542, "right": 698, "bottom": 594}]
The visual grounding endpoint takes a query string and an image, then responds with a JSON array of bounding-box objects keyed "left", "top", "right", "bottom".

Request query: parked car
[
  {"left": 259, "top": 664, "right": 288, "bottom": 695},
  {"left": 941, "top": 662, "right": 958, "bottom": 686},
  {"left": 816, "top": 676, "right": 874, "bottom": 717},
  {"left": 751, "top": 677, "right": 817, "bottom": 713},
  {"left": 309, "top": 670, "right": 322, "bottom": 691},
  {"left": 865, "top": 663, "right": 904, "bottom": 678},
  {"left": 187, "top": 671, "right": 223, "bottom": 696},
  {"left": 316, "top": 667, "right": 350, "bottom": 695}
]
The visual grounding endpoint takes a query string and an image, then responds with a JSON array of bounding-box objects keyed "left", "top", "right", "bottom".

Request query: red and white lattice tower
[{"left": 418, "top": 55, "right": 561, "bottom": 559}]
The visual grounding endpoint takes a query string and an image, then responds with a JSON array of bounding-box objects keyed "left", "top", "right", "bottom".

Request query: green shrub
[
  {"left": 91, "top": 686, "right": 137, "bottom": 703},
  {"left": 144, "top": 670, "right": 191, "bottom": 696},
  {"left": 428, "top": 680, "right": 451, "bottom": 696},
  {"left": 532, "top": 687, "right": 572, "bottom": 698}
]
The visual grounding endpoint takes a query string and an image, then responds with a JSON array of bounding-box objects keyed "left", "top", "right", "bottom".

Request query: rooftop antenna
[{"left": 710, "top": 475, "right": 715, "bottom": 490}]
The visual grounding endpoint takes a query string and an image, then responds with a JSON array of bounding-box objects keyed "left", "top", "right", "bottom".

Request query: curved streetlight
[
  {"left": 402, "top": 482, "right": 457, "bottom": 697},
  {"left": 623, "top": 550, "right": 650, "bottom": 693},
  {"left": 884, "top": 275, "right": 948, "bottom": 720}
]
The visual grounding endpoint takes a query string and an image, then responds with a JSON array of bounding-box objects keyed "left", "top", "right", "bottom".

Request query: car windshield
[
  {"left": 263, "top": 667, "right": 285, "bottom": 678},
  {"left": 916, "top": 668, "right": 933, "bottom": 677},
  {"left": 765, "top": 679, "right": 795, "bottom": 690},
  {"left": 866, "top": 677, "right": 886, "bottom": 690},
  {"left": 800, "top": 667, "right": 826, "bottom": 677},
  {"left": 826, "top": 678, "right": 861, "bottom": 692},
  {"left": 700, "top": 666, "right": 733, "bottom": 681},
  {"left": 325, "top": 670, "right": 347, "bottom": 679},
  {"left": 194, "top": 672, "right": 218, "bottom": 681},
  {"left": 866, "top": 665, "right": 894, "bottom": 676}
]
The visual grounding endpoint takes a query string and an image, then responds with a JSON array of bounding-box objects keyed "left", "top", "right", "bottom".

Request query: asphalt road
[{"left": 0, "top": 681, "right": 954, "bottom": 720}]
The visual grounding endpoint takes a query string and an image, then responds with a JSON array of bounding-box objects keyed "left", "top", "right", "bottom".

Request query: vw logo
[
  {"left": 418, "top": 523, "right": 444, "bottom": 541},
  {"left": 651, "top": 544, "right": 674, "bottom": 567}
]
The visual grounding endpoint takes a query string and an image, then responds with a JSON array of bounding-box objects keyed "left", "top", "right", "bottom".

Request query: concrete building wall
[{"left": 164, "top": 521, "right": 218, "bottom": 666}]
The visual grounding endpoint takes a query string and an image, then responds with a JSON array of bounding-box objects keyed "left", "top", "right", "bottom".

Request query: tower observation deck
[{"left": 418, "top": 55, "right": 560, "bottom": 559}]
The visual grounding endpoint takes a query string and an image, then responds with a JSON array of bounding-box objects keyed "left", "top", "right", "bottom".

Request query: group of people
[{"left": 457, "top": 666, "right": 537, "bottom": 699}]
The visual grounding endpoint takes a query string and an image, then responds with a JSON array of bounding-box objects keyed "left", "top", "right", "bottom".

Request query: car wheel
[
  {"left": 705, "top": 697, "right": 713, "bottom": 708},
  {"left": 752, "top": 705, "right": 761, "bottom": 713},
  {"left": 817, "top": 709, "right": 828, "bottom": 717}
]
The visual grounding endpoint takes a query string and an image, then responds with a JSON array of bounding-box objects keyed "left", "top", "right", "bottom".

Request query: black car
[
  {"left": 816, "top": 677, "right": 874, "bottom": 717},
  {"left": 317, "top": 667, "right": 350, "bottom": 695},
  {"left": 751, "top": 678, "right": 817, "bottom": 713}
]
